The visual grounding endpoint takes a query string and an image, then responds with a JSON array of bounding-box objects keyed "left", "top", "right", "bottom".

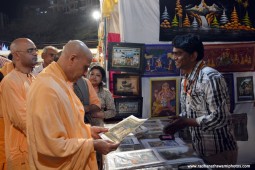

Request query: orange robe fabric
[
  {"left": 26, "top": 62, "right": 97, "bottom": 170},
  {"left": 0, "top": 62, "right": 14, "bottom": 170},
  {"left": 84, "top": 78, "right": 101, "bottom": 108},
  {"left": 0, "top": 62, "right": 14, "bottom": 77},
  {"left": 0, "top": 69, "right": 33, "bottom": 170}
]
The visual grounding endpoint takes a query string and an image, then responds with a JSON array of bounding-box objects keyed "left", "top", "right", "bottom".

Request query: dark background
[{"left": 0, "top": 0, "right": 99, "bottom": 48}]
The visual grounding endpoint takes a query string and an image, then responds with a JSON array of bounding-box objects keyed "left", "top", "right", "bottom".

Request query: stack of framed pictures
[
  {"left": 118, "top": 135, "right": 141, "bottom": 151},
  {"left": 139, "top": 119, "right": 164, "bottom": 138},
  {"left": 105, "top": 149, "right": 164, "bottom": 170},
  {"left": 108, "top": 42, "right": 145, "bottom": 121},
  {"left": 105, "top": 147, "right": 204, "bottom": 170},
  {"left": 140, "top": 138, "right": 186, "bottom": 149}
]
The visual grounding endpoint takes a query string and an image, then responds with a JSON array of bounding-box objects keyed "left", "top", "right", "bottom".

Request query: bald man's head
[
  {"left": 57, "top": 40, "right": 93, "bottom": 82},
  {"left": 11, "top": 38, "right": 35, "bottom": 53},
  {"left": 10, "top": 38, "right": 38, "bottom": 73}
]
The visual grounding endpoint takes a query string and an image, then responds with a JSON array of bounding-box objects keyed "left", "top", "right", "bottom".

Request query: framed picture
[
  {"left": 118, "top": 135, "right": 140, "bottom": 151},
  {"left": 156, "top": 146, "right": 199, "bottom": 161},
  {"left": 143, "top": 119, "right": 164, "bottom": 133},
  {"left": 222, "top": 73, "right": 235, "bottom": 113},
  {"left": 140, "top": 138, "right": 186, "bottom": 149},
  {"left": 159, "top": 0, "right": 255, "bottom": 42},
  {"left": 105, "top": 149, "right": 163, "bottom": 170},
  {"left": 231, "top": 113, "right": 248, "bottom": 141},
  {"left": 113, "top": 73, "right": 141, "bottom": 96},
  {"left": 150, "top": 78, "right": 179, "bottom": 118},
  {"left": 108, "top": 42, "right": 145, "bottom": 73},
  {"left": 109, "top": 97, "right": 143, "bottom": 121},
  {"left": 234, "top": 72, "right": 255, "bottom": 103},
  {"left": 204, "top": 43, "right": 255, "bottom": 72},
  {"left": 143, "top": 44, "right": 180, "bottom": 76}
]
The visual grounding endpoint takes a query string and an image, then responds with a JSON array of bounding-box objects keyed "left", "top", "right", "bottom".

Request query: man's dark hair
[{"left": 172, "top": 34, "right": 204, "bottom": 61}]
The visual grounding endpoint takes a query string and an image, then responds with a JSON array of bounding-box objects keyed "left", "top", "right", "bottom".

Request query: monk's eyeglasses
[
  {"left": 47, "top": 53, "right": 57, "bottom": 58},
  {"left": 17, "top": 48, "right": 38, "bottom": 54}
]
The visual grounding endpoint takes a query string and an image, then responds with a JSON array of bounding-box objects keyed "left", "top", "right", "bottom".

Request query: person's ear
[
  {"left": 69, "top": 54, "right": 77, "bottom": 65},
  {"left": 191, "top": 51, "right": 198, "bottom": 62},
  {"left": 41, "top": 53, "right": 46, "bottom": 59},
  {"left": 12, "top": 52, "right": 20, "bottom": 61}
]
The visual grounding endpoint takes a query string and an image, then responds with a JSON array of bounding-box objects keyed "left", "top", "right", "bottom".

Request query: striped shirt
[{"left": 180, "top": 60, "right": 237, "bottom": 157}]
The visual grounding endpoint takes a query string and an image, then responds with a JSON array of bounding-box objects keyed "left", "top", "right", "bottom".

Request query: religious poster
[
  {"left": 150, "top": 78, "right": 179, "bottom": 118},
  {"left": 143, "top": 44, "right": 179, "bottom": 76},
  {"left": 159, "top": 0, "right": 255, "bottom": 41}
]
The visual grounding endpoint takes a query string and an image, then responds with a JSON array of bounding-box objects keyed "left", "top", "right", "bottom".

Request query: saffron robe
[
  {"left": 0, "top": 62, "right": 14, "bottom": 77},
  {"left": 0, "top": 62, "right": 14, "bottom": 169},
  {"left": 0, "top": 69, "right": 33, "bottom": 170},
  {"left": 26, "top": 62, "right": 97, "bottom": 170}
]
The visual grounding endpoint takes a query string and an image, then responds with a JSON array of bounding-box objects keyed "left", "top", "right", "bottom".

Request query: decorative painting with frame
[
  {"left": 113, "top": 73, "right": 141, "bottom": 96},
  {"left": 222, "top": 73, "right": 235, "bottom": 113},
  {"left": 108, "top": 42, "right": 145, "bottom": 73},
  {"left": 105, "top": 149, "right": 163, "bottom": 170},
  {"left": 143, "top": 44, "right": 180, "bottom": 76},
  {"left": 108, "top": 97, "right": 143, "bottom": 121},
  {"left": 234, "top": 72, "right": 255, "bottom": 103},
  {"left": 204, "top": 43, "right": 255, "bottom": 72},
  {"left": 150, "top": 78, "right": 179, "bottom": 118},
  {"left": 156, "top": 146, "right": 199, "bottom": 161},
  {"left": 159, "top": 0, "right": 255, "bottom": 42},
  {"left": 140, "top": 138, "right": 186, "bottom": 149}
]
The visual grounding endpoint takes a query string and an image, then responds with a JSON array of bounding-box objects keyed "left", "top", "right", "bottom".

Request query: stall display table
[{"left": 103, "top": 118, "right": 207, "bottom": 170}]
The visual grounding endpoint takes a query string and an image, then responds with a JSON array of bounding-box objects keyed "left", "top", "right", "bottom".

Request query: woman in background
[{"left": 88, "top": 65, "right": 116, "bottom": 126}]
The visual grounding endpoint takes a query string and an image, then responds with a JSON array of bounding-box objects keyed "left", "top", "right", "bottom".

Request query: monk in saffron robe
[
  {"left": 0, "top": 38, "right": 38, "bottom": 170},
  {"left": 0, "top": 59, "right": 15, "bottom": 170},
  {"left": 0, "top": 62, "right": 15, "bottom": 170},
  {"left": 26, "top": 40, "right": 119, "bottom": 170}
]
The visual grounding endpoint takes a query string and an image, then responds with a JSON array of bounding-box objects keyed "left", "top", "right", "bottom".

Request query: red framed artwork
[{"left": 204, "top": 43, "right": 255, "bottom": 72}]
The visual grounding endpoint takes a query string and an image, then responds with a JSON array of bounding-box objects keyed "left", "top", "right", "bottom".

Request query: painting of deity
[
  {"left": 150, "top": 78, "right": 179, "bottom": 118},
  {"left": 143, "top": 44, "right": 180, "bottom": 76},
  {"left": 204, "top": 43, "right": 255, "bottom": 72}
]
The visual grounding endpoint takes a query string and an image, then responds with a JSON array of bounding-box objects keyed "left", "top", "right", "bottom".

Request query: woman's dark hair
[
  {"left": 89, "top": 65, "right": 106, "bottom": 88},
  {"left": 172, "top": 34, "right": 204, "bottom": 61}
]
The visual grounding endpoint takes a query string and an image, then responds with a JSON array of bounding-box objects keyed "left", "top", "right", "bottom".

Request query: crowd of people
[
  {"left": 0, "top": 38, "right": 118, "bottom": 170},
  {"left": 0, "top": 34, "right": 237, "bottom": 170}
]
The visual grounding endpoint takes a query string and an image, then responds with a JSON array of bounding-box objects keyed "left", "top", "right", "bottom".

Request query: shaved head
[
  {"left": 10, "top": 38, "right": 38, "bottom": 74},
  {"left": 57, "top": 40, "right": 93, "bottom": 82},
  {"left": 10, "top": 38, "right": 35, "bottom": 53}
]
